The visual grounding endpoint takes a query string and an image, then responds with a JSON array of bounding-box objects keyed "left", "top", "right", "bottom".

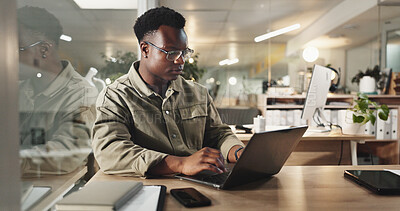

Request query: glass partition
[{"left": 13, "top": 0, "right": 400, "bottom": 208}]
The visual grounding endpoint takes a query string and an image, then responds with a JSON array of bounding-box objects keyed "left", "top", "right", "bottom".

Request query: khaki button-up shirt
[
  {"left": 93, "top": 61, "right": 244, "bottom": 177},
  {"left": 19, "top": 60, "right": 98, "bottom": 175}
]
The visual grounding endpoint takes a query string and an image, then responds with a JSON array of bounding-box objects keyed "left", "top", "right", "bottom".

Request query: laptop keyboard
[{"left": 199, "top": 171, "right": 230, "bottom": 184}]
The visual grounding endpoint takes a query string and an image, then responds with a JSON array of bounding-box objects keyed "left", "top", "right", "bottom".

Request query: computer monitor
[{"left": 301, "top": 64, "right": 332, "bottom": 130}]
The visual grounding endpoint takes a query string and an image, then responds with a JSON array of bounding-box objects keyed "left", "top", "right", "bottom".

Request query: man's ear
[
  {"left": 39, "top": 41, "right": 52, "bottom": 59},
  {"left": 140, "top": 42, "right": 149, "bottom": 58}
]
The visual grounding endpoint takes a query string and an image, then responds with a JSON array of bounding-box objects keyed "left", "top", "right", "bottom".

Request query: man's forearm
[{"left": 147, "top": 155, "right": 184, "bottom": 175}]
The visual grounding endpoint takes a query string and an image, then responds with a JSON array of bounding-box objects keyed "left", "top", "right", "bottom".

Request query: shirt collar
[
  {"left": 128, "top": 61, "right": 183, "bottom": 97},
  {"left": 41, "top": 60, "right": 73, "bottom": 97}
]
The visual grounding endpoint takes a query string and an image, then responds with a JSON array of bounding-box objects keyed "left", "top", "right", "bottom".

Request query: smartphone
[
  {"left": 344, "top": 170, "right": 400, "bottom": 195},
  {"left": 170, "top": 188, "right": 211, "bottom": 207}
]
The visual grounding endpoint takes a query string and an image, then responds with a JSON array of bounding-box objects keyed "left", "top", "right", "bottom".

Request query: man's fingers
[
  {"left": 201, "top": 156, "right": 226, "bottom": 172},
  {"left": 201, "top": 147, "right": 224, "bottom": 159},
  {"left": 201, "top": 164, "right": 224, "bottom": 174}
]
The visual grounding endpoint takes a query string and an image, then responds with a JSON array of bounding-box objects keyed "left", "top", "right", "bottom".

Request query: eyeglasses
[
  {"left": 144, "top": 41, "right": 194, "bottom": 62},
  {"left": 19, "top": 40, "right": 48, "bottom": 51}
]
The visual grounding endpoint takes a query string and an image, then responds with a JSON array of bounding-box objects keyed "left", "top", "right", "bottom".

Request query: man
[
  {"left": 92, "top": 6, "right": 245, "bottom": 177},
  {"left": 18, "top": 6, "right": 98, "bottom": 175}
]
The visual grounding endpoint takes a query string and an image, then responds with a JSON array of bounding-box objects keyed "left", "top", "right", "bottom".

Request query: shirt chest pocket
[{"left": 179, "top": 104, "right": 207, "bottom": 148}]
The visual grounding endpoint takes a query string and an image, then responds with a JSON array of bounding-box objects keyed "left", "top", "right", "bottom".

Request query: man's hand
[
  {"left": 180, "top": 147, "right": 226, "bottom": 175},
  {"left": 147, "top": 147, "right": 226, "bottom": 176}
]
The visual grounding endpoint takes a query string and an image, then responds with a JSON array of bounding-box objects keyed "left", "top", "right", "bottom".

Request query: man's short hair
[
  {"left": 133, "top": 6, "right": 186, "bottom": 43},
  {"left": 17, "top": 6, "right": 63, "bottom": 46}
]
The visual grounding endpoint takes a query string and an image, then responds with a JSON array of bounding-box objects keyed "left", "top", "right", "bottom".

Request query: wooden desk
[
  {"left": 90, "top": 165, "right": 400, "bottom": 210},
  {"left": 22, "top": 166, "right": 87, "bottom": 211},
  {"left": 236, "top": 130, "right": 376, "bottom": 165}
]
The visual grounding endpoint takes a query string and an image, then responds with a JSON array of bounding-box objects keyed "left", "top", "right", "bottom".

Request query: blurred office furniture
[
  {"left": 217, "top": 106, "right": 261, "bottom": 125},
  {"left": 256, "top": 94, "right": 400, "bottom": 165}
]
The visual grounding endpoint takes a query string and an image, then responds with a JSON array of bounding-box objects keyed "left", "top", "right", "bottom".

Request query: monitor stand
[{"left": 307, "top": 107, "right": 331, "bottom": 133}]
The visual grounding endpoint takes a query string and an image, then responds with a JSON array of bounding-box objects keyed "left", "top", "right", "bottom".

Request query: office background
[{"left": 1, "top": 0, "right": 400, "bottom": 210}]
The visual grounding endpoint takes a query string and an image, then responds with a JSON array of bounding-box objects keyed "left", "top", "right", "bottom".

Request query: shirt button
[
  {"left": 172, "top": 134, "right": 177, "bottom": 138},
  {"left": 165, "top": 111, "right": 170, "bottom": 115}
]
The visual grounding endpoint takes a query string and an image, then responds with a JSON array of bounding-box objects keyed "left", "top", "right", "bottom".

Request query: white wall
[{"left": 346, "top": 39, "right": 379, "bottom": 92}]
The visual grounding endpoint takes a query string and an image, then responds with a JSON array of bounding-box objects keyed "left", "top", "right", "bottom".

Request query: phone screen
[
  {"left": 170, "top": 188, "right": 211, "bottom": 207},
  {"left": 345, "top": 170, "right": 400, "bottom": 194}
]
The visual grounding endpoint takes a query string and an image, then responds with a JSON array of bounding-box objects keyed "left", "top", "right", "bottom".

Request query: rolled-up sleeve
[
  {"left": 203, "top": 93, "right": 245, "bottom": 160},
  {"left": 92, "top": 88, "right": 168, "bottom": 177}
]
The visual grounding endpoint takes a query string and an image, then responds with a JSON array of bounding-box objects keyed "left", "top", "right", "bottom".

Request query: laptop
[{"left": 175, "top": 125, "right": 308, "bottom": 189}]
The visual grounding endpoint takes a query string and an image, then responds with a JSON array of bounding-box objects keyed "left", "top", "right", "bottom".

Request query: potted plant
[
  {"left": 182, "top": 53, "right": 206, "bottom": 81},
  {"left": 99, "top": 51, "right": 138, "bottom": 83},
  {"left": 351, "top": 65, "right": 385, "bottom": 94},
  {"left": 342, "top": 92, "right": 389, "bottom": 134}
]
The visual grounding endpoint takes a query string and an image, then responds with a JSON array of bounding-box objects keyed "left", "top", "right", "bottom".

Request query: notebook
[
  {"left": 175, "top": 125, "right": 308, "bottom": 189},
  {"left": 56, "top": 181, "right": 143, "bottom": 211}
]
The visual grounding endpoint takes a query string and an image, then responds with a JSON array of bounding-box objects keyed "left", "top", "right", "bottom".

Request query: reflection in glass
[{"left": 17, "top": 6, "right": 98, "bottom": 176}]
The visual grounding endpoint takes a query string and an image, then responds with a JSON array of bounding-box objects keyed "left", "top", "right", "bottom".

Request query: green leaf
[
  {"left": 378, "top": 111, "right": 388, "bottom": 121},
  {"left": 353, "top": 114, "right": 365, "bottom": 123},
  {"left": 381, "top": 104, "right": 389, "bottom": 115},
  {"left": 358, "top": 93, "right": 368, "bottom": 100},
  {"left": 369, "top": 113, "right": 376, "bottom": 125},
  {"left": 357, "top": 100, "right": 368, "bottom": 112}
]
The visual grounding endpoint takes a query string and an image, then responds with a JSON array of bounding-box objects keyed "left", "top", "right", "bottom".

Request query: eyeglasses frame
[
  {"left": 144, "top": 41, "right": 194, "bottom": 62},
  {"left": 19, "top": 40, "right": 49, "bottom": 51}
]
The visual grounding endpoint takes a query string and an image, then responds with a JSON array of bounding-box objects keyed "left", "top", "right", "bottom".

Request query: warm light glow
[
  {"left": 228, "top": 77, "right": 237, "bottom": 85},
  {"left": 219, "top": 58, "right": 239, "bottom": 66},
  {"left": 302, "top": 47, "right": 319, "bottom": 62},
  {"left": 73, "top": 0, "right": 137, "bottom": 9},
  {"left": 188, "top": 58, "right": 194, "bottom": 63},
  {"left": 255, "top": 24, "right": 300, "bottom": 42},
  {"left": 206, "top": 77, "right": 215, "bottom": 84},
  {"left": 105, "top": 78, "right": 112, "bottom": 85},
  {"left": 331, "top": 73, "right": 336, "bottom": 80},
  {"left": 60, "top": 34, "right": 72, "bottom": 42},
  {"left": 306, "top": 35, "right": 350, "bottom": 48}
]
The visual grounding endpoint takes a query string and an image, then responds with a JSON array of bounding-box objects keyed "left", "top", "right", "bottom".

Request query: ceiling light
[
  {"left": 219, "top": 59, "right": 229, "bottom": 66},
  {"left": 302, "top": 47, "right": 319, "bottom": 63},
  {"left": 219, "top": 58, "right": 239, "bottom": 66},
  {"left": 254, "top": 24, "right": 300, "bottom": 42},
  {"left": 73, "top": 0, "right": 137, "bottom": 9},
  {"left": 105, "top": 78, "right": 112, "bottom": 85},
  {"left": 60, "top": 34, "right": 72, "bottom": 42},
  {"left": 228, "top": 77, "right": 237, "bottom": 85}
]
